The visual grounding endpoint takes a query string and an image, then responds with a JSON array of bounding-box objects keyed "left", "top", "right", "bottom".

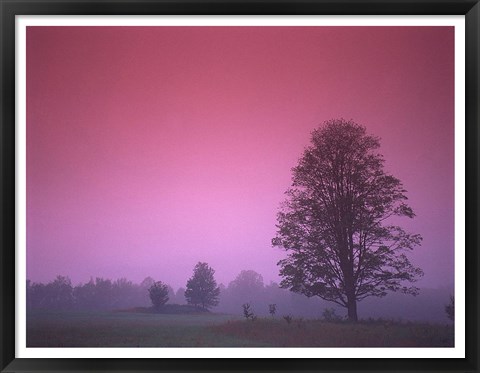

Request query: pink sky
[{"left": 26, "top": 26, "right": 454, "bottom": 290}]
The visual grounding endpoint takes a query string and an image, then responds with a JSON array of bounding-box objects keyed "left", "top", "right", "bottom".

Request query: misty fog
[{"left": 27, "top": 270, "right": 453, "bottom": 324}]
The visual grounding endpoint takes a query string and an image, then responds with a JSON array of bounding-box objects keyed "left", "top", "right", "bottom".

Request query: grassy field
[
  {"left": 212, "top": 318, "right": 454, "bottom": 347},
  {"left": 27, "top": 310, "right": 453, "bottom": 347}
]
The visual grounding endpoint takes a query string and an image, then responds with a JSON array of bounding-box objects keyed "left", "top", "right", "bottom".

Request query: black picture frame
[{"left": 1, "top": 1, "right": 478, "bottom": 372}]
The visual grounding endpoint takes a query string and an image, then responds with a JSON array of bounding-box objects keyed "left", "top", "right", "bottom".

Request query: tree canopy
[
  {"left": 184, "top": 262, "right": 220, "bottom": 310},
  {"left": 272, "top": 119, "right": 423, "bottom": 321},
  {"left": 228, "top": 270, "right": 264, "bottom": 295}
]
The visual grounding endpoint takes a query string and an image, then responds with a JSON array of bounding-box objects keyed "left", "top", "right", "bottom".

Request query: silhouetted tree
[
  {"left": 445, "top": 295, "right": 454, "bottom": 321},
  {"left": 185, "top": 262, "right": 220, "bottom": 310},
  {"left": 148, "top": 281, "right": 169, "bottom": 309},
  {"left": 273, "top": 119, "right": 423, "bottom": 321}
]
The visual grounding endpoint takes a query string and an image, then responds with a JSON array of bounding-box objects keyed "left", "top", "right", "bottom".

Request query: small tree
[
  {"left": 185, "top": 262, "right": 220, "bottom": 310},
  {"left": 445, "top": 295, "right": 454, "bottom": 321},
  {"left": 148, "top": 281, "right": 169, "bottom": 310},
  {"left": 269, "top": 304, "right": 277, "bottom": 317}
]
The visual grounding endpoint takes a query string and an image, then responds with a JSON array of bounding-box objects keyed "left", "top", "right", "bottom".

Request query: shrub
[
  {"left": 269, "top": 304, "right": 277, "bottom": 317},
  {"left": 322, "top": 307, "right": 342, "bottom": 322},
  {"left": 242, "top": 303, "right": 256, "bottom": 320}
]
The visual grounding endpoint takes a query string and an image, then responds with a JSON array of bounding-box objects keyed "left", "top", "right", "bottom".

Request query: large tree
[
  {"left": 185, "top": 262, "right": 220, "bottom": 310},
  {"left": 272, "top": 119, "right": 423, "bottom": 321}
]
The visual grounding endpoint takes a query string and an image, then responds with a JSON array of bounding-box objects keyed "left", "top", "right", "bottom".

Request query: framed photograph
[{"left": 1, "top": 1, "right": 478, "bottom": 372}]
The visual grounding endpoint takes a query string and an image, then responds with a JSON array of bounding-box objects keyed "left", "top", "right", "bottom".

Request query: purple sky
[{"left": 26, "top": 26, "right": 454, "bottom": 290}]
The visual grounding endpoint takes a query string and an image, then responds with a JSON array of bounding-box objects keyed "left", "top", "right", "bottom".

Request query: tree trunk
[
  {"left": 346, "top": 296, "right": 358, "bottom": 322},
  {"left": 345, "top": 270, "right": 358, "bottom": 322}
]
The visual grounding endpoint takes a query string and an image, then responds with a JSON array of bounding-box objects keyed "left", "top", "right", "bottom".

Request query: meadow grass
[
  {"left": 27, "top": 310, "right": 453, "bottom": 347},
  {"left": 211, "top": 318, "right": 454, "bottom": 347},
  {"left": 27, "top": 310, "right": 266, "bottom": 347}
]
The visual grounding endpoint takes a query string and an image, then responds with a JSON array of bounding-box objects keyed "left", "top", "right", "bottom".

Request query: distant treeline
[
  {"left": 27, "top": 276, "right": 154, "bottom": 311},
  {"left": 27, "top": 270, "right": 453, "bottom": 323}
]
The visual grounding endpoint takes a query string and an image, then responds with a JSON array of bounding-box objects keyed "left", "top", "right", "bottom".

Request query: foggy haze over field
[{"left": 27, "top": 26, "right": 454, "bottom": 297}]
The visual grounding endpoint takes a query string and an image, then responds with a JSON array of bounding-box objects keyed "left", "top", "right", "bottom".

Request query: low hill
[{"left": 116, "top": 304, "right": 209, "bottom": 314}]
